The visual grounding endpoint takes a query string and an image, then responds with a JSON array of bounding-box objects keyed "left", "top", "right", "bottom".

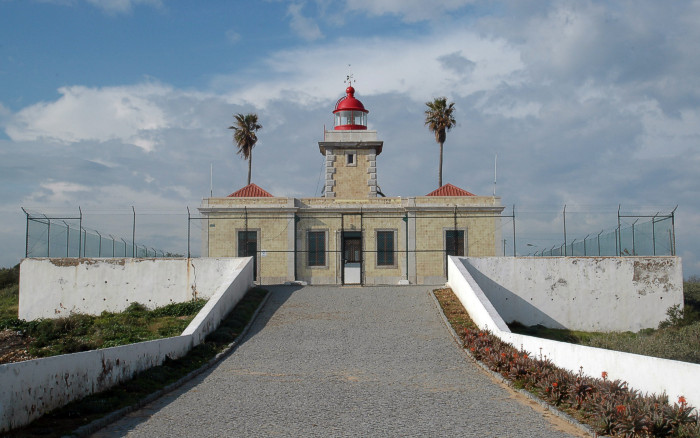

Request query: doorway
[
  {"left": 342, "top": 231, "right": 362, "bottom": 284},
  {"left": 238, "top": 230, "right": 258, "bottom": 281}
]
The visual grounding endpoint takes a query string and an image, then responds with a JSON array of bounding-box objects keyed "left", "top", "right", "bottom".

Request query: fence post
[
  {"left": 187, "top": 206, "right": 191, "bottom": 258},
  {"left": 563, "top": 205, "right": 567, "bottom": 256},
  {"left": 671, "top": 205, "right": 677, "bottom": 256},
  {"left": 617, "top": 205, "right": 621, "bottom": 256},
  {"left": 78, "top": 206, "right": 83, "bottom": 258},
  {"left": 652, "top": 213, "right": 658, "bottom": 256},
  {"left": 21, "top": 207, "right": 29, "bottom": 258},
  {"left": 64, "top": 221, "right": 71, "bottom": 257},
  {"left": 95, "top": 230, "right": 102, "bottom": 257},
  {"left": 512, "top": 205, "right": 516, "bottom": 257},
  {"left": 597, "top": 229, "right": 604, "bottom": 256},
  {"left": 132, "top": 206, "right": 136, "bottom": 258},
  {"left": 403, "top": 213, "right": 409, "bottom": 281},
  {"left": 45, "top": 215, "right": 51, "bottom": 258}
]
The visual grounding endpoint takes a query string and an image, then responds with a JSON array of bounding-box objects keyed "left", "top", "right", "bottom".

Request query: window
[
  {"left": 307, "top": 231, "right": 326, "bottom": 266},
  {"left": 377, "top": 231, "right": 395, "bottom": 266},
  {"left": 346, "top": 153, "right": 354, "bottom": 165},
  {"left": 346, "top": 151, "right": 357, "bottom": 166},
  {"left": 445, "top": 230, "right": 465, "bottom": 257}
]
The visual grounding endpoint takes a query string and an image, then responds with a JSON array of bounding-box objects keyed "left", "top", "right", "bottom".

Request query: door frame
[{"left": 341, "top": 230, "right": 362, "bottom": 285}]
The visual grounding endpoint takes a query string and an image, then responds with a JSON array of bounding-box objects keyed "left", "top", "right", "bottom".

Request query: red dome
[
  {"left": 333, "top": 86, "right": 368, "bottom": 114},
  {"left": 333, "top": 86, "right": 369, "bottom": 130}
]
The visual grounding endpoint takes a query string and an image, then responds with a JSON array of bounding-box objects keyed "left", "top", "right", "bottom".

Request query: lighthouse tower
[{"left": 319, "top": 85, "right": 383, "bottom": 198}]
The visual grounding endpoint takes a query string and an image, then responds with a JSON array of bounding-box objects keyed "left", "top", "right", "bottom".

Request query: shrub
[
  {"left": 461, "top": 327, "right": 700, "bottom": 437},
  {"left": 0, "top": 264, "right": 19, "bottom": 289}
]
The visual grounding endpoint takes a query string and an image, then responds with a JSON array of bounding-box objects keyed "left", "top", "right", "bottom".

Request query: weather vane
[{"left": 345, "top": 64, "right": 354, "bottom": 86}]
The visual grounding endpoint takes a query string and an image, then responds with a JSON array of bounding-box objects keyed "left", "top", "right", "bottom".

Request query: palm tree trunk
[
  {"left": 247, "top": 150, "right": 252, "bottom": 185},
  {"left": 439, "top": 142, "right": 444, "bottom": 187}
]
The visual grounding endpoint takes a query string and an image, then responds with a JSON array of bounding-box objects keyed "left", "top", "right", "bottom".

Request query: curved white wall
[
  {"left": 19, "top": 258, "right": 248, "bottom": 320},
  {"left": 447, "top": 256, "right": 699, "bottom": 411},
  {"left": 463, "top": 256, "right": 683, "bottom": 331}
]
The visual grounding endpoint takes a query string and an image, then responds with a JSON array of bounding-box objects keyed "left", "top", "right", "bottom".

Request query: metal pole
[
  {"left": 583, "top": 234, "right": 589, "bottom": 256},
  {"left": 78, "top": 206, "right": 83, "bottom": 258},
  {"left": 512, "top": 205, "right": 516, "bottom": 257},
  {"left": 132, "top": 206, "right": 136, "bottom": 257},
  {"left": 121, "top": 238, "right": 127, "bottom": 257},
  {"left": 404, "top": 213, "right": 409, "bottom": 282},
  {"left": 109, "top": 234, "right": 116, "bottom": 257},
  {"left": 563, "top": 204, "right": 567, "bottom": 256},
  {"left": 597, "top": 229, "right": 604, "bottom": 256},
  {"left": 571, "top": 239, "right": 577, "bottom": 256},
  {"left": 64, "top": 221, "right": 70, "bottom": 257},
  {"left": 95, "top": 230, "right": 102, "bottom": 257},
  {"left": 45, "top": 215, "right": 50, "bottom": 258},
  {"left": 187, "top": 206, "right": 191, "bottom": 258},
  {"left": 652, "top": 213, "right": 658, "bottom": 256},
  {"left": 617, "top": 204, "right": 621, "bottom": 256},
  {"left": 671, "top": 206, "right": 677, "bottom": 256},
  {"left": 294, "top": 214, "right": 299, "bottom": 281},
  {"left": 631, "top": 218, "right": 639, "bottom": 256},
  {"left": 21, "top": 207, "right": 29, "bottom": 258}
]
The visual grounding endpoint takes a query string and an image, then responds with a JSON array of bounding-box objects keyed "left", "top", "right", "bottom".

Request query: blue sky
[{"left": 1, "top": 0, "right": 699, "bottom": 277}]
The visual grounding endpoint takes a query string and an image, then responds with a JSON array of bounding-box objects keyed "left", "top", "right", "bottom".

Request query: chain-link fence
[
  {"left": 517, "top": 206, "right": 676, "bottom": 257},
  {"left": 23, "top": 205, "right": 676, "bottom": 267},
  {"left": 22, "top": 208, "right": 183, "bottom": 258}
]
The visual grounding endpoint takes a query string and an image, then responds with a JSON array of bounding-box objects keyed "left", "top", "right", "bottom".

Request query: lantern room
[{"left": 333, "top": 86, "right": 368, "bottom": 130}]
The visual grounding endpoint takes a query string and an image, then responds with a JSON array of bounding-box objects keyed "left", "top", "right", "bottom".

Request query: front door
[
  {"left": 238, "top": 230, "right": 257, "bottom": 280},
  {"left": 343, "top": 233, "right": 361, "bottom": 284}
]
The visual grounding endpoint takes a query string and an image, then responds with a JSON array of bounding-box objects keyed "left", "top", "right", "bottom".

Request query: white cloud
[
  {"left": 287, "top": 3, "right": 324, "bottom": 41},
  {"left": 218, "top": 29, "right": 524, "bottom": 108},
  {"left": 345, "top": 0, "right": 476, "bottom": 22},
  {"left": 6, "top": 83, "right": 172, "bottom": 151},
  {"left": 84, "top": 0, "right": 162, "bottom": 14},
  {"left": 225, "top": 29, "right": 241, "bottom": 44}
]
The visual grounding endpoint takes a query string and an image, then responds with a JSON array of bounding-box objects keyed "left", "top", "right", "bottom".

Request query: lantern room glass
[{"left": 334, "top": 110, "right": 367, "bottom": 127}]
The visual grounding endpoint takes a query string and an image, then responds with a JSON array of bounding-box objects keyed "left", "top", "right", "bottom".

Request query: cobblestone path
[{"left": 93, "top": 286, "right": 585, "bottom": 437}]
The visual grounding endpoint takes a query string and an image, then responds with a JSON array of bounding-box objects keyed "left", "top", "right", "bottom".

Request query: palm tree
[
  {"left": 229, "top": 113, "right": 263, "bottom": 185},
  {"left": 424, "top": 97, "right": 456, "bottom": 188}
]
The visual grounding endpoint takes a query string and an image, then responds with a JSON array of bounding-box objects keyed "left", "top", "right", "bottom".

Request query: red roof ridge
[
  {"left": 425, "top": 183, "right": 475, "bottom": 197},
  {"left": 227, "top": 183, "right": 274, "bottom": 198}
]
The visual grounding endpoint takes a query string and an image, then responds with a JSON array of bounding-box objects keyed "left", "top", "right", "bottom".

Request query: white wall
[
  {"left": 2, "top": 257, "right": 253, "bottom": 432},
  {"left": 463, "top": 256, "right": 683, "bottom": 331},
  {"left": 447, "top": 256, "right": 700, "bottom": 411},
  {"left": 19, "top": 258, "right": 248, "bottom": 320}
]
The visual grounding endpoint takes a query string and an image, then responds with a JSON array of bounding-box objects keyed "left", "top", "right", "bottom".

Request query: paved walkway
[{"left": 93, "top": 286, "right": 584, "bottom": 437}]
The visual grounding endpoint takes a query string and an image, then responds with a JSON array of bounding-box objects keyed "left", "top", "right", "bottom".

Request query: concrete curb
[
  {"left": 428, "top": 289, "right": 598, "bottom": 438},
  {"left": 65, "top": 289, "right": 272, "bottom": 438}
]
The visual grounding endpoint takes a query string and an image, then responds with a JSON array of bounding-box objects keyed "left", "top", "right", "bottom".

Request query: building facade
[{"left": 200, "top": 85, "right": 504, "bottom": 285}]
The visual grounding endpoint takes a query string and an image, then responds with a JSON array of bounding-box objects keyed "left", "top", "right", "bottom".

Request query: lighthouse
[{"left": 319, "top": 85, "right": 383, "bottom": 198}]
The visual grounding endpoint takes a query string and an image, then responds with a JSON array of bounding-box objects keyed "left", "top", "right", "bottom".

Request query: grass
[
  {"left": 0, "top": 284, "right": 19, "bottom": 321},
  {"left": 508, "top": 280, "right": 700, "bottom": 364},
  {"left": 1, "top": 300, "right": 208, "bottom": 358},
  {"left": 6, "top": 287, "right": 268, "bottom": 437}
]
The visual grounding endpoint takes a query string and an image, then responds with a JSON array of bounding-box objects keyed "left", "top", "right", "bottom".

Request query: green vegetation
[
  {"left": 0, "top": 264, "right": 20, "bottom": 321},
  {"left": 509, "top": 279, "right": 700, "bottom": 364},
  {"left": 6, "top": 287, "right": 268, "bottom": 437},
  {"left": 1, "top": 300, "right": 207, "bottom": 358}
]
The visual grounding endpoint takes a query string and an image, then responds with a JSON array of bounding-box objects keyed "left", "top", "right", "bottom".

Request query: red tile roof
[
  {"left": 425, "top": 183, "right": 475, "bottom": 197},
  {"left": 227, "top": 183, "right": 274, "bottom": 198}
]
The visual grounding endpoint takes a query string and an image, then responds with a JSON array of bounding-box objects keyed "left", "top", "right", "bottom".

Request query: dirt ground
[{"left": 0, "top": 329, "right": 36, "bottom": 364}]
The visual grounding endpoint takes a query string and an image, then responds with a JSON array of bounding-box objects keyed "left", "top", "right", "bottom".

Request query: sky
[{"left": 1, "top": 0, "right": 699, "bottom": 276}]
